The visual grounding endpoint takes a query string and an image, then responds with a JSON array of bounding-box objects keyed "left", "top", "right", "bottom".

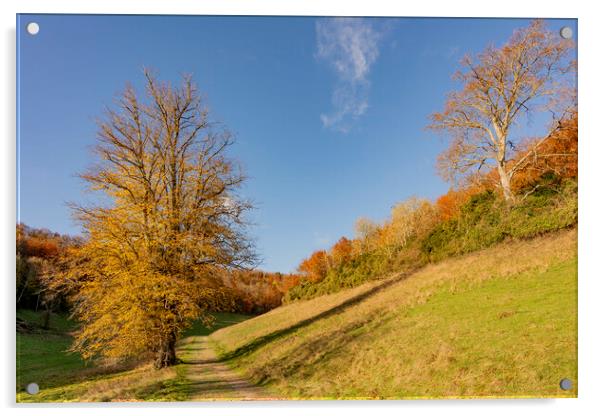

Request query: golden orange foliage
[
  {"left": 385, "top": 198, "right": 438, "bottom": 247},
  {"left": 298, "top": 250, "right": 329, "bottom": 283},
  {"left": 20, "top": 236, "right": 59, "bottom": 259},
  {"left": 330, "top": 237, "right": 354, "bottom": 267},
  {"left": 50, "top": 71, "right": 255, "bottom": 368},
  {"left": 435, "top": 186, "right": 483, "bottom": 221},
  {"left": 510, "top": 111, "right": 578, "bottom": 192},
  {"left": 224, "top": 270, "right": 301, "bottom": 313},
  {"left": 354, "top": 217, "right": 381, "bottom": 253}
]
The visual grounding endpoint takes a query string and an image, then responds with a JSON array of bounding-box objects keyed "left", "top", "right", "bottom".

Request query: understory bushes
[
  {"left": 285, "top": 177, "right": 577, "bottom": 302},
  {"left": 422, "top": 178, "right": 577, "bottom": 261},
  {"left": 285, "top": 251, "right": 388, "bottom": 301}
]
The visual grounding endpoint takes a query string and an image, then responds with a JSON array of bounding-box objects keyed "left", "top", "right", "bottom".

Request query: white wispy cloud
[{"left": 316, "top": 18, "right": 382, "bottom": 132}]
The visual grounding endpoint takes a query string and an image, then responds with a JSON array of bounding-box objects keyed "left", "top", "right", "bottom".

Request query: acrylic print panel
[{"left": 16, "top": 14, "right": 577, "bottom": 402}]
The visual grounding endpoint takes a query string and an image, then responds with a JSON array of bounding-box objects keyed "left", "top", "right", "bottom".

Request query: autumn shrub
[
  {"left": 505, "top": 178, "right": 577, "bottom": 238},
  {"left": 285, "top": 241, "right": 426, "bottom": 302},
  {"left": 316, "top": 251, "right": 386, "bottom": 295},
  {"left": 283, "top": 279, "right": 323, "bottom": 302},
  {"left": 297, "top": 250, "right": 330, "bottom": 283},
  {"left": 421, "top": 192, "right": 502, "bottom": 260}
]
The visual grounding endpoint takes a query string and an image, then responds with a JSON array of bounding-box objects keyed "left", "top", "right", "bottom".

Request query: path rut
[{"left": 181, "top": 336, "right": 275, "bottom": 401}]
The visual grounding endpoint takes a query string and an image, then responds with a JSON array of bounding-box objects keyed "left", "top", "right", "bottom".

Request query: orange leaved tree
[{"left": 298, "top": 250, "right": 329, "bottom": 283}]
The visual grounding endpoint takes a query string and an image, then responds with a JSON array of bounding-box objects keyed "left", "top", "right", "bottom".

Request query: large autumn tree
[
  {"left": 429, "top": 20, "right": 575, "bottom": 203},
  {"left": 58, "top": 70, "right": 255, "bottom": 368}
]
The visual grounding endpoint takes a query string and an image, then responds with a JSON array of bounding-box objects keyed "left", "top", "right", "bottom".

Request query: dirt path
[{"left": 181, "top": 336, "right": 275, "bottom": 401}]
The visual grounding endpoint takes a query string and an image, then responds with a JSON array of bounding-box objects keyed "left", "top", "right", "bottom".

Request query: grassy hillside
[
  {"left": 16, "top": 312, "right": 251, "bottom": 402},
  {"left": 211, "top": 229, "right": 577, "bottom": 399}
]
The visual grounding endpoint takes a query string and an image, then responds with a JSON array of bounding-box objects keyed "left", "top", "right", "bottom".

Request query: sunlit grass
[
  {"left": 16, "top": 311, "right": 252, "bottom": 402},
  {"left": 212, "top": 229, "right": 577, "bottom": 399}
]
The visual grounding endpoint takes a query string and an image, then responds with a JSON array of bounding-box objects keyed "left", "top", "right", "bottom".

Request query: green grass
[
  {"left": 16, "top": 311, "right": 252, "bottom": 402},
  {"left": 211, "top": 230, "right": 577, "bottom": 399},
  {"left": 183, "top": 312, "right": 252, "bottom": 337},
  {"left": 17, "top": 310, "right": 88, "bottom": 397},
  {"left": 17, "top": 309, "right": 76, "bottom": 332}
]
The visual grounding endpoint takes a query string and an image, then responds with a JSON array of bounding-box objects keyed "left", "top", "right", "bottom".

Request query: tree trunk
[
  {"left": 497, "top": 164, "right": 516, "bottom": 204},
  {"left": 42, "top": 305, "right": 51, "bottom": 330},
  {"left": 154, "top": 333, "right": 177, "bottom": 369}
]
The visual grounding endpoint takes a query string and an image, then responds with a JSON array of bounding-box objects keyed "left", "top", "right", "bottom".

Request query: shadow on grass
[
  {"left": 218, "top": 270, "right": 416, "bottom": 362},
  {"left": 139, "top": 378, "right": 255, "bottom": 400},
  {"left": 245, "top": 312, "right": 396, "bottom": 389}
]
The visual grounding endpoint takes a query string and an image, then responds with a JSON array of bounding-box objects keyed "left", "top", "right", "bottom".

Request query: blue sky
[{"left": 17, "top": 15, "right": 577, "bottom": 272}]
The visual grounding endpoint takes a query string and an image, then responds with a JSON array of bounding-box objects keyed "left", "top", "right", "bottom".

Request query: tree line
[{"left": 16, "top": 223, "right": 300, "bottom": 325}]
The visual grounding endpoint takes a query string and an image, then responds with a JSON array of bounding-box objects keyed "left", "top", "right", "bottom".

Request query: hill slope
[{"left": 211, "top": 229, "right": 577, "bottom": 399}]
